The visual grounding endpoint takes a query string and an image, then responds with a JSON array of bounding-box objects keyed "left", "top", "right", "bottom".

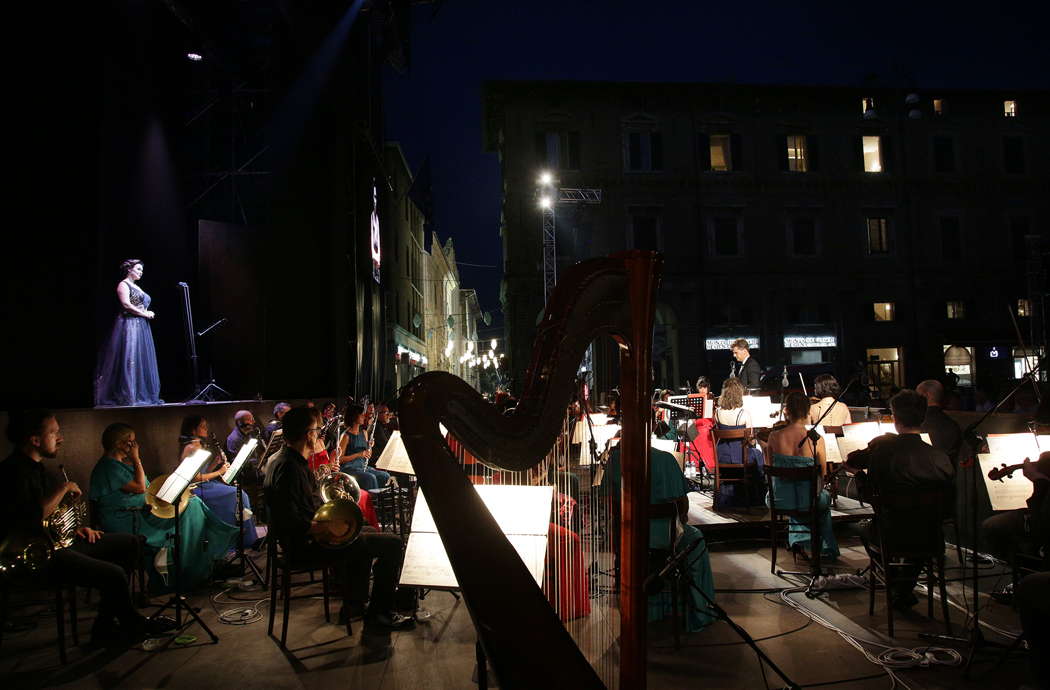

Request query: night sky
[{"left": 383, "top": 0, "right": 1048, "bottom": 329}]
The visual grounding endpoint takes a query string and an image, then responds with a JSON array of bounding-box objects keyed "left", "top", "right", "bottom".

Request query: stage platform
[{"left": 687, "top": 491, "right": 873, "bottom": 534}]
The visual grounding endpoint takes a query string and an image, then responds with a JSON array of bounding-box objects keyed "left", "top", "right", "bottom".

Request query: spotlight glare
[
  {"left": 539, "top": 196, "right": 552, "bottom": 209},
  {"left": 539, "top": 171, "right": 553, "bottom": 186},
  {"left": 187, "top": 52, "right": 203, "bottom": 62},
  {"left": 490, "top": 339, "right": 497, "bottom": 349}
]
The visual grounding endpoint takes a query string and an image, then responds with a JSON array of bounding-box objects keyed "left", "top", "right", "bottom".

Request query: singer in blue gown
[{"left": 94, "top": 259, "right": 162, "bottom": 407}]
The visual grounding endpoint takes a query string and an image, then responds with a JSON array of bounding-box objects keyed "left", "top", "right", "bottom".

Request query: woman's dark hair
[
  {"left": 696, "top": 376, "right": 711, "bottom": 392},
  {"left": 813, "top": 374, "right": 841, "bottom": 399},
  {"left": 283, "top": 406, "right": 321, "bottom": 444},
  {"left": 120, "top": 259, "right": 143, "bottom": 277},
  {"left": 344, "top": 403, "right": 366, "bottom": 425},
  {"left": 180, "top": 415, "right": 206, "bottom": 438},
  {"left": 784, "top": 392, "right": 811, "bottom": 423}
]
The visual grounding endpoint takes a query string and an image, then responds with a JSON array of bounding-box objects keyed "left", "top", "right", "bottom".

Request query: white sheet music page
[
  {"left": 158, "top": 448, "right": 211, "bottom": 504},
  {"left": 223, "top": 438, "right": 258, "bottom": 484},
  {"left": 374, "top": 430, "right": 416, "bottom": 475},
  {"left": 986, "top": 434, "right": 1050, "bottom": 464},
  {"left": 978, "top": 453, "right": 1032, "bottom": 511},
  {"left": 742, "top": 395, "right": 777, "bottom": 428}
]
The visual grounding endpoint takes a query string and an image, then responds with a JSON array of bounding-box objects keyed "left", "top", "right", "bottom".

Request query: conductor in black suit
[{"left": 730, "top": 338, "right": 762, "bottom": 392}]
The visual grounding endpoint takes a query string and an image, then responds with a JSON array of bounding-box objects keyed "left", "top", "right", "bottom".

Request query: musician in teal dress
[
  {"left": 763, "top": 393, "right": 839, "bottom": 559},
  {"left": 606, "top": 444, "right": 716, "bottom": 632},
  {"left": 89, "top": 423, "right": 240, "bottom": 590},
  {"left": 336, "top": 403, "right": 391, "bottom": 490}
]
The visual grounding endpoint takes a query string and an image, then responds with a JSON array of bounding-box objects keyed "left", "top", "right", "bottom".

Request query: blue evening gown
[{"left": 94, "top": 281, "right": 162, "bottom": 406}]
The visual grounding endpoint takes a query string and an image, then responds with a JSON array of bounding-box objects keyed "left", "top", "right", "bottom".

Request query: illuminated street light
[
  {"left": 539, "top": 171, "right": 553, "bottom": 186},
  {"left": 490, "top": 339, "right": 497, "bottom": 350},
  {"left": 539, "top": 196, "right": 552, "bottom": 209}
]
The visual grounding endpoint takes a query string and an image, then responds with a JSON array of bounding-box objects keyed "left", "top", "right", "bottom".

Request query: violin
[{"left": 987, "top": 454, "right": 1050, "bottom": 482}]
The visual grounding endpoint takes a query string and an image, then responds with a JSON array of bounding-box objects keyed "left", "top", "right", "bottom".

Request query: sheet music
[
  {"left": 822, "top": 432, "right": 843, "bottom": 464},
  {"left": 401, "top": 485, "right": 553, "bottom": 589},
  {"left": 578, "top": 423, "right": 621, "bottom": 465},
  {"left": 374, "top": 430, "right": 416, "bottom": 475},
  {"left": 978, "top": 453, "right": 1032, "bottom": 511},
  {"left": 986, "top": 433, "right": 1050, "bottom": 464},
  {"left": 836, "top": 437, "right": 867, "bottom": 462},
  {"left": 842, "top": 422, "right": 883, "bottom": 444},
  {"left": 222, "top": 438, "right": 258, "bottom": 484},
  {"left": 742, "top": 395, "right": 777, "bottom": 427},
  {"left": 157, "top": 448, "right": 211, "bottom": 504}
]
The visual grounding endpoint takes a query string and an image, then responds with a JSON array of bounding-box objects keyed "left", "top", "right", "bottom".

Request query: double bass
[{"left": 399, "top": 251, "right": 660, "bottom": 689}]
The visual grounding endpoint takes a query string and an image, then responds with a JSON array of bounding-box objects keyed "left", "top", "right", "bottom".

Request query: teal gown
[
  {"left": 767, "top": 453, "right": 840, "bottom": 559},
  {"left": 606, "top": 447, "right": 716, "bottom": 632},
  {"left": 88, "top": 457, "right": 239, "bottom": 590}
]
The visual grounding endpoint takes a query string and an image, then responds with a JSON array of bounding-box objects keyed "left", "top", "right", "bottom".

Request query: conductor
[{"left": 730, "top": 338, "right": 762, "bottom": 392}]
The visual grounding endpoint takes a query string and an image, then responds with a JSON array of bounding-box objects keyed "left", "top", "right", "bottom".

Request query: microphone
[
  {"left": 782, "top": 365, "right": 789, "bottom": 389},
  {"left": 729, "top": 360, "right": 736, "bottom": 379}
]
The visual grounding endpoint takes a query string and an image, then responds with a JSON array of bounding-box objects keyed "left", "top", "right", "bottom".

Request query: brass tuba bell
[{"left": 312, "top": 472, "right": 364, "bottom": 549}]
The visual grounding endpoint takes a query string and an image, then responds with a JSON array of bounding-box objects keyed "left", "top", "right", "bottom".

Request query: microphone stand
[
  {"left": 647, "top": 534, "right": 799, "bottom": 689},
  {"left": 919, "top": 365, "right": 1042, "bottom": 674}
]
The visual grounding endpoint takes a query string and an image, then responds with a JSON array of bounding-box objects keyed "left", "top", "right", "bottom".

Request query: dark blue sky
[{"left": 383, "top": 0, "right": 1048, "bottom": 325}]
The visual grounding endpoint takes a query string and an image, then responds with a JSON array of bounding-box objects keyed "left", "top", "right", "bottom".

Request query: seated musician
[
  {"left": 370, "top": 403, "right": 395, "bottom": 460},
  {"left": 605, "top": 440, "right": 715, "bottom": 632},
  {"left": 981, "top": 451, "right": 1049, "bottom": 602},
  {"left": 179, "top": 416, "right": 258, "bottom": 550},
  {"left": 916, "top": 379, "right": 962, "bottom": 465},
  {"left": 90, "top": 422, "right": 239, "bottom": 591},
  {"left": 337, "top": 403, "right": 392, "bottom": 490},
  {"left": 226, "top": 410, "right": 263, "bottom": 472},
  {"left": 808, "top": 374, "right": 853, "bottom": 427},
  {"left": 1, "top": 410, "right": 171, "bottom": 646},
  {"left": 691, "top": 376, "right": 716, "bottom": 471},
  {"left": 264, "top": 402, "right": 291, "bottom": 444},
  {"left": 844, "top": 390, "right": 955, "bottom": 610},
  {"left": 713, "top": 377, "right": 765, "bottom": 508},
  {"left": 264, "top": 405, "right": 413, "bottom": 631},
  {"left": 764, "top": 393, "right": 840, "bottom": 559}
]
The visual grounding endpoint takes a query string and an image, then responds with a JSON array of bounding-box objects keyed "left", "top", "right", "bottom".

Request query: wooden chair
[
  {"left": 0, "top": 576, "right": 78, "bottom": 663},
  {"left": 266, "top": 536, "right": 343, "bottom": 648},
  {"left": 710, "top": 427, "right": 757, "bottom": 508},
  {"left": 866, "top": 488, "right": 952, "bottom": 638},
  {"left": 765, "top": 459, "right": 821, "bottom": 575}
]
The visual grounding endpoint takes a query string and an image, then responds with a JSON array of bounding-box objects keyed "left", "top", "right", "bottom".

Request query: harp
[{"left": 399, "top": 250, "right": 660, "bottom": 689}]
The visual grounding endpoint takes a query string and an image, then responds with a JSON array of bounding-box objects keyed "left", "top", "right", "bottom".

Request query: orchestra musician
[
  {"left": 713, "top": 378, "right": 765, "bottom": 508},
  {"left": 263, "top": 405, "right": 413, "bottom": 631},
  {"left": 264, "top": 402, "right": 291, "bottom": 444},
  {"left": 808, "top": 374, "right": 853, "bottom": 427},
  {"left": 691, "top": 377, "right": 716, "bottom": 471},
  {"left": 178, "top": 416, "right": 258, "bottom": 549},
  {"left": 1, "top": 410, "right": 171, "bottom": 646},
  {"left": 336, "top": 403, "right": 392, "bottom": 490},
  {"left": 729, "top": 338, "right": 762, "bottom": 392},
  {"left": 764, "top": 393, "right": 840, "bottom": 559}
]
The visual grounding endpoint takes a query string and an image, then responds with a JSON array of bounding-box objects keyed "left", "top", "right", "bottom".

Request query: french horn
[{"left": 312, "top": 472, "right": 364, "bottom": 548}]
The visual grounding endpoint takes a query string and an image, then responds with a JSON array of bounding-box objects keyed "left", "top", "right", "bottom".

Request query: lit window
[
  {"left": 946, "top": 301, "right": 966, "bottom": 319},
  {"left": 944, "top": 345, "right": 974, "bottom": 386},
  {"left": 1018, "top": 298, "right": 1031, "bottom": 317},
  {"left": 1004, "top": 100, "right": 1017, "bottom": 117},
  {"left": 710, "top": 134, "right": 732, "bottom": 171},
  {"left": 866, "top": 217, "right": 890, "bottom": 254},
  {"left": 873, "top": 302, "right": 894, "bottom": 321},
  {"left": 786, "top": 135, "right": 808, "bottom": 172},
  {"left": 863, "top": 135, "right": 882, "bottom": 172},
  {"left": 861, "top": 97, "right": 875, "bottom": 114},
  {"left": 1013, "top": 347, "right": 1041, "bottom": 379},
  {"left": 933, "top": 98, "right": 944, "bottom": 115}
]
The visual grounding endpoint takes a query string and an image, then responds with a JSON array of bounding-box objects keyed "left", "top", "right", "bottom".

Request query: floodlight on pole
[{"left": 539, "top": 171, "right": 553, "bottom": 186}]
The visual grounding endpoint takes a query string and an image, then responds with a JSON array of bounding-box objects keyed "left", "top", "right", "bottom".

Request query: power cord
[{"left": 209, "top": 586, "right": 269, "bottom": 625}]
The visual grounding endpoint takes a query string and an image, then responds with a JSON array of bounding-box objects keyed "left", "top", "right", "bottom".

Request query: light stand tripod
[
  {"left": 149, "top": 450, "right": 220, "bottom": 644},
  {"left": 648, "top": 534, "right": 800, "bottom": 689}
]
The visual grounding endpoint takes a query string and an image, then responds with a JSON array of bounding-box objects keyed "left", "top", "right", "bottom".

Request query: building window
[
  {"left": 861, "top": 97, "right": 875, "bottom": 114},
  {"left": 786, "top": 135, "right": 808, "bottom": 172},
  {"left": 944, "top": 344, "right": 975, "bottom": 386},
  {"left": 535, "top": 130, "right": 581, "bottom": 170},
  {"left": 862, "top": 135, "right": 883, "bottom": 172},
  {"left": 628, "top": 207, "right": 661, "bottom": 251},
  {"left": 867, "top": 347, "right": 903, "bottom": 393},
  {"left": 1018, "top": 298, "right": 1031, "bottom": 317},
  {"left": 933, "top": 98, "right": 944, "bottom": 115},
  {"left": 1004, "top": 100, "right": 1017, "bottom": 117},
  {"left": 946, "top": 301, "right": 966, "bottom": 319},
  {"left": 932, "top": 136, "right": 956, "bottom": 173},
  {"left": 940, "top": 216, "right": 962, "bottom": 260},
  {"left": 710, "top": 216, "right": 741, "bottom": 257},
  {"left": 624, "top": 119, "right": 663, "bottom": 172},
  {"left": 866, "top": 217, "right": 891, "bottom": 254},
  {"left": 1014, "top": 347, "right": 1041, "bottom": 379},
  {"left": 1003, "top": 136, "right": 1026, "bottom": 174},
  {"left": 873, "top": 302, "right": 895, "bottom": 321},
  {"left": 789, "top": 217, "right": 817, "bottom": 255},
  {"left": 710, "top": 134, "right": 732, "bottom": 171}
]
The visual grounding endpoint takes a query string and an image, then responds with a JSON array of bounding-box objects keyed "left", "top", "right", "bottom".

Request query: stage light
[
  {"left": 490, "top": 339, "right": 497, "bottom": 349},
  {"left": 539, "top": 171, "right": 552, "bottom": 186},
  {"left": 539, "top": 196, "right": 552, "bottom": 209},
  {"left": 187, "top": 52, "right": 203, "bottom": 62}
]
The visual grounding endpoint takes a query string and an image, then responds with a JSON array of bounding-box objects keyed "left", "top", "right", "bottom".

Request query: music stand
[
  {"left": 222, "top": 438, "right": 266, "bottom": 585},
  {"left": 151, "top": 448, "right": 219, "bottom": 643}
]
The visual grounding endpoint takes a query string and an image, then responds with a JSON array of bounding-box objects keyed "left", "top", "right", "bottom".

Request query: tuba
[
  {"left": 399, "top": 250, "right": 660, "bottom": 689},
  {"left": 312, "top": 472, "right": 364, "bottom": 548}
]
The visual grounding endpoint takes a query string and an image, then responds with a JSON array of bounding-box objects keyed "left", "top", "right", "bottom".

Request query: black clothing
[
  {"left": 0, "top": 451, "right": 143, "bottom": 633},
  {"left": 1016, "top": 571, "right": 1050, "bottom": 688},
  {"left": 847, "top": 433, "right": 955, "bottom": 495},
  {"left": 371, "top": 424, "right": 392, "bottom": 463},
  {"left": 981, "top": 474, "right": 1049, "bottom": 561},
  {"left": 263, "top": 420, "right": 282, "bottom": 444},
  {"left": 733, "top": 356, "right": 762, "bottom": 391},
  {"left": 263, "top": 445, "right": 405, "bottom": 615},
  {"left": 921, "top": 407, "right": 962, "bottom": 465}
]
